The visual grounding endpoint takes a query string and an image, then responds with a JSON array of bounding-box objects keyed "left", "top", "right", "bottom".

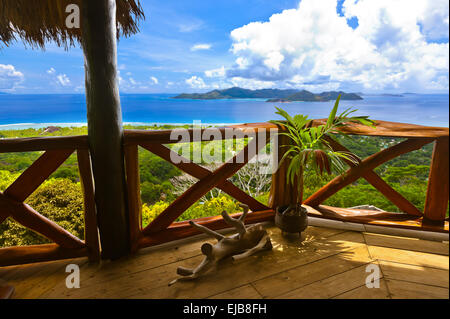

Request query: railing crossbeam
[
  {"left": 324, "top": 135, "right": 423, "bottom": 216},
  {"left": 0, "top": 193, "right": 85, "bottom": 249},
  {"left": 4, "top": 149, "right": 74, "bottom": 202},
  {"left": 143, "top": 135, "right": 269, "bottom": 234},
  {"left": 304, "top": 137, "right": 435, "bottom": 207},
  {"left": 140, "top": 143, "right": 270, "bottom": 212}
]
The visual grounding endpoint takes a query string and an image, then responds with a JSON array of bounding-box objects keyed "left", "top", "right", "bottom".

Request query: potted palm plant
[{"left": 270, "top": 95, "right": 374, "bottom": 235}]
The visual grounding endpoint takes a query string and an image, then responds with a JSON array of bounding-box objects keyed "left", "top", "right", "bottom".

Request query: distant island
[
  {"left": 173, "top": 87, "right": 363, "bottom": 102},
  {"left": 266, "top": 90, "right": 363, "bottom": 102},
  {"left": 381, "top": 93, "right": 404, "bottom": 97}
]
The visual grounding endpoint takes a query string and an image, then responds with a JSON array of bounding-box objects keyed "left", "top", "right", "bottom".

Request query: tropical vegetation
[
  {"left": 270, "top": 95, "right": 374, "bottom": 203},
  {"left": 0, "top": 122, "right": 439, "bottom": 247}
]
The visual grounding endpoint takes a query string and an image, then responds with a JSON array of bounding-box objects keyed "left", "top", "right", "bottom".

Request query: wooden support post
[
  {"left": 77, "top": 149, "right": 101, "bottom": 262},
  {"left": 125, "top": 144, "right": 142, "bottom": 253},
  {"left": 81, "top": 0, "right": 130, "bottom": 259},
  {"left": 424, "top": 136, "right": 449, "bottom": 224},
  {"left": 268, "top": 134, "right": 299, "bottom": 209}
]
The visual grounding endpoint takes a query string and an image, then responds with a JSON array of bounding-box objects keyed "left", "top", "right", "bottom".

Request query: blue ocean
[{"left": 0, "top": 93, "right": 448, "bottom": 129}]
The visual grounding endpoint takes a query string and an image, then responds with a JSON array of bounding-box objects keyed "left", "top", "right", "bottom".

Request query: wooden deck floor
[{"left": 1, "top": 225, "right": 448, "bottom": 299}]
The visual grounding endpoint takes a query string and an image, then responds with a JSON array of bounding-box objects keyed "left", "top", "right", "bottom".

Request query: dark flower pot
[{"left": 275, "top": 204, "right": 308, "bottom": 235}]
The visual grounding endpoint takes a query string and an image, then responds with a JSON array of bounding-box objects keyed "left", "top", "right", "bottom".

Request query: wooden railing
[
  {"left": 0, "top": 120, "right": 448, "bottom": 267},
  {"left": 270, "top": 119, "right": 449, "bottom": 232},
  {"left": 0, "top": 136, "right": 100, "bottom": 266},
  {"left": 124, "top": 120, "right": 449, "bottom": 254},
  {"left": 123, "top": 126, "right": 275, "bottom": 251}
]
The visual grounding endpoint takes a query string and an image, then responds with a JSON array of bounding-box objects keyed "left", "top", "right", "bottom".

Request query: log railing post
[
  {"left": 424, "top": 136, "right": 449, "bottom": 224},
  {"left": 81, "top": 0, "right": 130, "bottom": 259},
  {"left": 77, "top": 149, "right": 101, "bottom": 262},
  {"left": 268, "top": 134, "right": 299, "bottom": 209},
  {"left": 125, "top": 144, "right": 142, "bottom": 253}
]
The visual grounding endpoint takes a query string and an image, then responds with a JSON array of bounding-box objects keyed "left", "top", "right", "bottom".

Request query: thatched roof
[{"left": 0, "top": 0, "right": 144, "bottom": 49}]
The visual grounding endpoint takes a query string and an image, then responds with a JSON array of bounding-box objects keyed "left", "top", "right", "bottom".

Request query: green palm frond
[
  {"left": 273, "top": 94, "right": 374, "bottom": 190},
  {"left": 326, "top": 95, "right": 341, "bottom": 129}
]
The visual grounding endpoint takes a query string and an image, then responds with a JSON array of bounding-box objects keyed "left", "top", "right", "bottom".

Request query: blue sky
[{"left": 0, "top": 0, "right": 448, "bottom": 94}]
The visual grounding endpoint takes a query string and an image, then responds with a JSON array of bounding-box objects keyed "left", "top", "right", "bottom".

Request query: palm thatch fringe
[{"left": 0, "top": 0, "right": 144, "bottom": 49}]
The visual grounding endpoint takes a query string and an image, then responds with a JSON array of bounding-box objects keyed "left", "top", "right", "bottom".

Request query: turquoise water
[{"left": 0, "top": 93, "right": 448, "bottom": 129}]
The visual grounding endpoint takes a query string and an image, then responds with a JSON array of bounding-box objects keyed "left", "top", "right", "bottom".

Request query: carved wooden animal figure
[{"left": 169, "top": 204, "right": 272, "bottom": 285}]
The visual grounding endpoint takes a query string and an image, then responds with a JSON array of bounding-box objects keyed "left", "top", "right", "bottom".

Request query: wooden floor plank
[
  {"left": 44, "top": 255, "right": 205, "bottom": 299},
  {"left": 50, "top": 226, "right": 345, "bottom": 294},
  {"left": 46, "top": 228, "right": 363, "bottom": 299},
  {"left": 252, "top": 245, "right": 373, "bottom": 298},
  {"left": 15, "top": 261, "right": 84, "bottom": 299},
  {"left": 276, "top": 263, "right": 383, "bottom": 299},
  {"left": 386, "top": 279, "right": 449, "bottom": 299},
  {"left": 5, "top": 257, "right": 87, "bottom": 299},
  {"left": 70, "top": 238, "right": 216, "bottom": 290},
  {"left": 332, "top": 278, "right": 391, "bottom": 299},
  {"left": 126, "top": 230, "right": 365, "bottom": 299},
  {"left": 364, "top": 233, "right": 449, "bottom": 255},
  {"left": 379, "top": 260, "right": 449, "bottom": 288},
  {"left": 4, "top": 225, "right": 449, "bottom": 299},
  {"left": 207, "top": 284, "right": 262, "bottom": 299},
  {"left": 367, "top": 245, "right": 449, "bottom": 270}
]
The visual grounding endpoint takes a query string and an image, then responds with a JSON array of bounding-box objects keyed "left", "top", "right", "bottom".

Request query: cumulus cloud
[
  {"left": 205, "top": 66, "right": 226, "bottom": 78},
  {"left": 46, "top": 68, "right": 73, "bottom": 88},
  {"left": 227, "top": 77, "right": 275, "bottom": 90},
  {"left": 118, "top": 71, "right": 138, "bottom": 90},
  {"left": 129, "top": 77, "right": 138, "bottom": 86},
  {"left": 150, "top": 76, "right": 159, "bottom": 84},
  {"left": 117, "top": 72, "right": 160, "bottom": 91},
  {"left": 0, "top": 64, "right": 24, "bottom": 91},
  {"left": 225, "top": 0, "right": 449, "bottom": 92},
  {"left": 191, "top": 43, "right": 212, "bottom": 51},
  {"left": 185, "top": 76, "right": 207, "bottom": 89},
  {"left": 56, "top": 74, "right": 71, "bottom": 87}
]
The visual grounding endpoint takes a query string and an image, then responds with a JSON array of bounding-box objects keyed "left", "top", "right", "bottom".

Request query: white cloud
[
  {"left": 56, "top": 74, "right": 71, "bottom": 87},
  {"left": 117, "top": 71, "right": 158, "bottom": 91},
  {"left": 118, "top": 71, "right": 139, "bottom": 91},
  {"left": 75, "top": 85, "right": 85, "bottom": 92},
  {"left": 150, "top": 76, "right": 159, "bottom": 84},
  {"left": 118, "top": 71, "right": 124, "bottom": 86},
  {"left": 191, "top": 43, "right": 212, "bottom": 51},
  {"left": 205, "top": 66, "right": 226, "bottom": 78},
  {"left": 45, "top": 68, "right": 73, "bottom": 88},
  {"left": 228, "top": 77, "right": 275, "bottom": 90},
  {"left": 129, "top": 77, "right": 138, "bottom": 86},
  {"left": 185, "top": 76, "right": 207, "bottom": 89},
  {"left": 225, "top": 0, "right": 449, "bottom": 92},
  {"left": 178, "top": 20, "right": 204, "bottom": 33},
  {"left": 0, "top": 64, "right": 24, "bottom": 91}
]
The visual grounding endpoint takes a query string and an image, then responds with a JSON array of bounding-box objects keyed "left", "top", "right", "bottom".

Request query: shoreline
[{"left": 0, "top": 122, "right": 245, "bottom": 130}]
